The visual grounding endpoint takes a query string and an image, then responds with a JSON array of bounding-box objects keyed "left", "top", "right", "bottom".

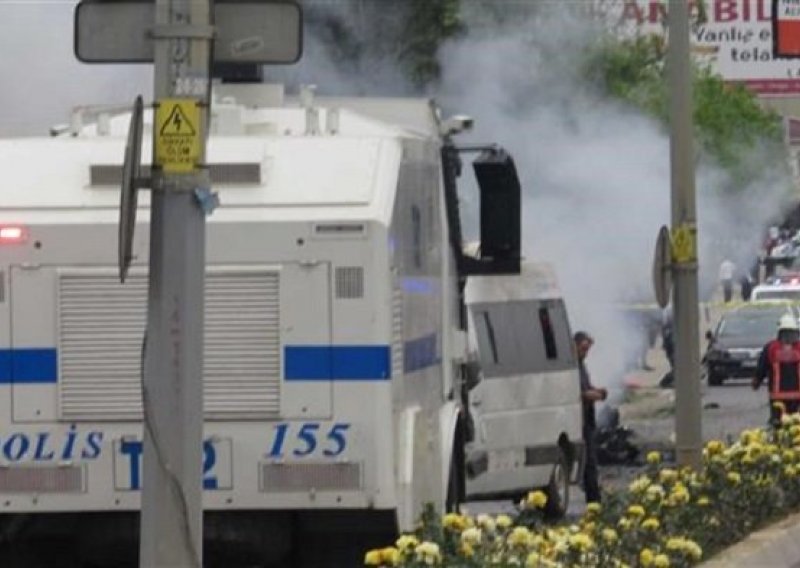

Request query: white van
[{"left": 463, "top": 262, "right": 583, "bottom": 516}]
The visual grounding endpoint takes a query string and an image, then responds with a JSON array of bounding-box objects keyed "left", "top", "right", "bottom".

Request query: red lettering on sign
[
  {"left": 648, "top": 1, "right": 666, "bottom": 23},
  {"left": 757, "top": 0, "right": 771, "bottom": 22},
  {"left": 715, "top": 0, "right": 738, "bottom": 22},
  {"left": 621, "top": 0, "right": 645, "bottom": 24}
]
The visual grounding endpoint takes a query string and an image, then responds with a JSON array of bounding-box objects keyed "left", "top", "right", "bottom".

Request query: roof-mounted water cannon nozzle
[
  {"left": 97, "top": 113, "right": 111, "bottom": 136},
  {"left": 300, "top": 84, "right": 317, "bottom": 108},
  {"left": 300, "top": 84, "right": 319, "bottom": 136},
  {"left": 441, "top": 115, "right": 474, "bottom": 137},
  {"left": 70, "top": 109, "right": 84, "bottom": 137},
  {"left": 326, "top": 108, "right": 340, "bottom": 135},
  {"left": 49, "top": 124, "right": 71, "bottom": 137}
]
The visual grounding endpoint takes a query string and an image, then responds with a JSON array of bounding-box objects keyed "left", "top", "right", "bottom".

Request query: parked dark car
[{"left": 704, "top": 304, "right": 800, "bottom": 386}]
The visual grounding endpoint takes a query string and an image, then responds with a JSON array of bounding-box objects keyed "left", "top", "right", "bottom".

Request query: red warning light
[{"left": 0, "top": 226, "right": 26, "bottom": 243}]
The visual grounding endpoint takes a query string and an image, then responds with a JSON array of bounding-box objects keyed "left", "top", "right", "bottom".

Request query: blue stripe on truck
[
  {"left": 284, "top": 345, "right": 391, "bottom": 381},
  {"left": 0, "top": 348, "right": 58, "bottom": 384}
]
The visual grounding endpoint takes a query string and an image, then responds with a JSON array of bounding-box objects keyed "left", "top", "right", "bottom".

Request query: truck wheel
[
  {"left": 544, "top": 449, "right": 570, "bottom": 520},
  {"left": 445, "top": 433, "right": 465, "bottom": 513}
]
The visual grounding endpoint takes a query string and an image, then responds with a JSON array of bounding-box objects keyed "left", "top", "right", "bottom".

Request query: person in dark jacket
[
  {"left": 752, "top": 314, "right": 800, "bottom": 425},
  {"left": 574, "top": 331, "right": 607, "bottom": 503}
]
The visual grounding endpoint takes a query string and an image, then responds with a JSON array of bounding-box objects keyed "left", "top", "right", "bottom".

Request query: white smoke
[{"left": 436, "top": 6, "right": 792, "bottom": 395}]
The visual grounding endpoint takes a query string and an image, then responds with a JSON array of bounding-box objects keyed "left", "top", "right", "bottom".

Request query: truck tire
[
  {"left": 708, "top": 371, "right": 724, "bottom": 386},
  {"left": 544, "top": 449, "right": 570, "bottom": 520},
  {"left": 445, "top": 430, "right": 466, "bottom": 513}
]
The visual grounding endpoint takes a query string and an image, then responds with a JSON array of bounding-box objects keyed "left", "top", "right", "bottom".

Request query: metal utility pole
[
  {"left": 141, "top": 0, "right": 211, "bottom": 565},
  {"left": 668, "top": 0, "right": 702, "bottom": 469}
]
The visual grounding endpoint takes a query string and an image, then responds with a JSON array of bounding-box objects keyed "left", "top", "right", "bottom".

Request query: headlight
[{"left": 706, "top": 349, "right": 729, "bottom": 360}]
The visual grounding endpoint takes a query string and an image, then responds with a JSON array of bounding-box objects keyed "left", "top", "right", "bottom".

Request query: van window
[
  {"left": 539, "top": 307, "right": 558, "bottom": 360},
  {"left": 472, "top": 299, "right": 575, "bottom": 378}
]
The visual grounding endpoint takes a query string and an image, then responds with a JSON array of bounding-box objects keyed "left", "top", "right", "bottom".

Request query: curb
[{"left": 702, "top": 510, "right": 800, "bottom": 567}]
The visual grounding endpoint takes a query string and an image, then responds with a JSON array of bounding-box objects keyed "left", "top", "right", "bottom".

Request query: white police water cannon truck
[{"left": 0, "top": 63, "right": 583, "bottom": 568}]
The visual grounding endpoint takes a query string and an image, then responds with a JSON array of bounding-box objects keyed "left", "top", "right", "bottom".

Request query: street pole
[
  {"left": 140, "top": 0, "right": 211, "bottom": 565},
  {"left": 668, "top": 0, "right": 703, "bottom": 469}
]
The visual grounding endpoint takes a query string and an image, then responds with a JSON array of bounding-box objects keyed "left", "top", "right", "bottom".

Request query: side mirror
[{"left": 705, "top": 330, "right": 713, "bottom": 342}]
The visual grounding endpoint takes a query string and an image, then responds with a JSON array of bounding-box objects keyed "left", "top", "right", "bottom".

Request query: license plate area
[
  {"left": 488, "top": 449, "right": 525, "bottom": 473},
  {"left": 113, "top": 437, "right": 233, "bottom": 491}
]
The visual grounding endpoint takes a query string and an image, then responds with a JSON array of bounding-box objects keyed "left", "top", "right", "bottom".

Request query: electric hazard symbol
[
  {"left": 155, "top": 99, "right": 201, "bottom": 173},
  {"left": 671, "top": 223, "right": 697, "bottom": 265}
]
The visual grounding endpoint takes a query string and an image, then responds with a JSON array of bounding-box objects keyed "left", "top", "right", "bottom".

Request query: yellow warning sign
[
  {"left": 671, "top": 224, "right": 697, "bottom": 264},
  {"left": 155, "top": 99, "right": 200, "bottom": 173}
]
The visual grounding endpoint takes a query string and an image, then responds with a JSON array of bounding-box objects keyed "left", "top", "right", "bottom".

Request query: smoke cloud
[{"left": 437, "top": 5, "right": 792, "bottom": 395}]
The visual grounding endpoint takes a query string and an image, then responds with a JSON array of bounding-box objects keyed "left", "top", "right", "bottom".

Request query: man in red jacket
[{"left": 753, "top": 314, "right": 800, "bottom": 425}]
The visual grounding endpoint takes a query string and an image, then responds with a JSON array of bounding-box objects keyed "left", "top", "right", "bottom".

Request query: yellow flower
[
  {"left": 646, "top": 484, "right": 665, "bottom": 502},
  {"left": 365, "top": 549, "right": 383, "bottom": 566},
  {"left": 461, "top": 527, "right": 482, "bottom": 547},
  {"left": 496, "top": 514, "right": 513, "bottom": 529},
  {"left": 686, "top": 540, "right": 703, "bottom": 560},
  {"left": 629, "top": 476, "right": 650, "bottom": 493},
  {"left": 476, "top": 514, "right": 496, "bottom": 533},
  {"left": 459, "top": 542, "right": 474, "bottom": 558},
  {"left": 526, "top": 490, "right": 548, "bottom": 509},
  {"left": 569, "top": 533, "right": 593, "bottom": 551},
  {"left": 526, "top": 552, "right": 541, "bottom": 567},
  {"left": 414, "top": 541, "right": 442, "bottom": 566},
  {"left": 442, "top": 513, "right": 468, "bottom": 532},
  {"left": 659, "top": 468, "right": 678, "bottom": 484},
  {"left": 642, "top": 518, "right": 660, "bottom": 531},
  {"left": 727, "top": 471, "right": 742, "bottom": 485},
  {"left": 640, "top": 548, "right": 655, "bottom": 567},
  {"left": 618, "top": 517, "right": 632, "bottom": 531},
  {"left": 380, "top": 547, "right": 400, "bottom": 566},
  {"left": 627, "top": 504, "right": 646, "bottom": 518},
  {"left": 647, "top": 451, "right": 661, "bottom": 465},
  {"left": 783, "top": 449, "right": 796, "bottom": 462},
  {"left": 705, "top": 440, "right": 725, "bottom": 455},
  {"left": 786, "top": 465, "right": 798, "bottom": 478},
  {"left": 582, "top": 521, "right": 596, "bottom": 534},
  {"left": 697, "top": 496, "right": 711, "bottom": 507},
  {"left": 602, "top": 528, "right": 618, "bottom": 544},
  {"left": 586, "top": 502, "right": 601, "bottom": 515},
  {"left": 396, "top": 534, "right": 418, "bottom": 552},
  {"left": 774, "top": 401, "right": 787, "bottom": 413},
  {"left": 508, "top": 526, "right": 532, "bottom": 548},
  {"left": 654, "top": 553, "right": 670, "bottom": 568}
]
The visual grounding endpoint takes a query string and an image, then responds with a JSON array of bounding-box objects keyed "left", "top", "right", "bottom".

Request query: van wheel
[
  {"left": 708, "top": 371, "right": 724, "bottom": 386},
  {"left": 544, "top": 449, "right": 570, "bottom": 520}
]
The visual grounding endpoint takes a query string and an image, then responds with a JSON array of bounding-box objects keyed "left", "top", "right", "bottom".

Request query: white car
[{"left": 751, "top": 283, "right": 800, "bottom": 302}]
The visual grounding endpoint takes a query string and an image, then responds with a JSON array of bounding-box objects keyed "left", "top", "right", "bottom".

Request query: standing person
[
  {"left": 740, "top": 273, "right": 753, "bottom": 302},
  {"left": 719, "top": 258, "right": 736, "bottom": 303},
  {"left": 574, "top": 331, "right": 607, "bottom": 504},
  {"left": 752, "top": 314, "right": 800, "bottom": 425}
]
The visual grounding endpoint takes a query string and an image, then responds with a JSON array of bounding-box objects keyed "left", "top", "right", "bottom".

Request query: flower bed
[{"left": 364, "top": 411, "right": 800, "bottom": 567}]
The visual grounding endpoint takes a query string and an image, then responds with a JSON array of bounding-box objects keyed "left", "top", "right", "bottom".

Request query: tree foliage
[{"left": 586, "top": 33, "right": 785, "bottom": 186}]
